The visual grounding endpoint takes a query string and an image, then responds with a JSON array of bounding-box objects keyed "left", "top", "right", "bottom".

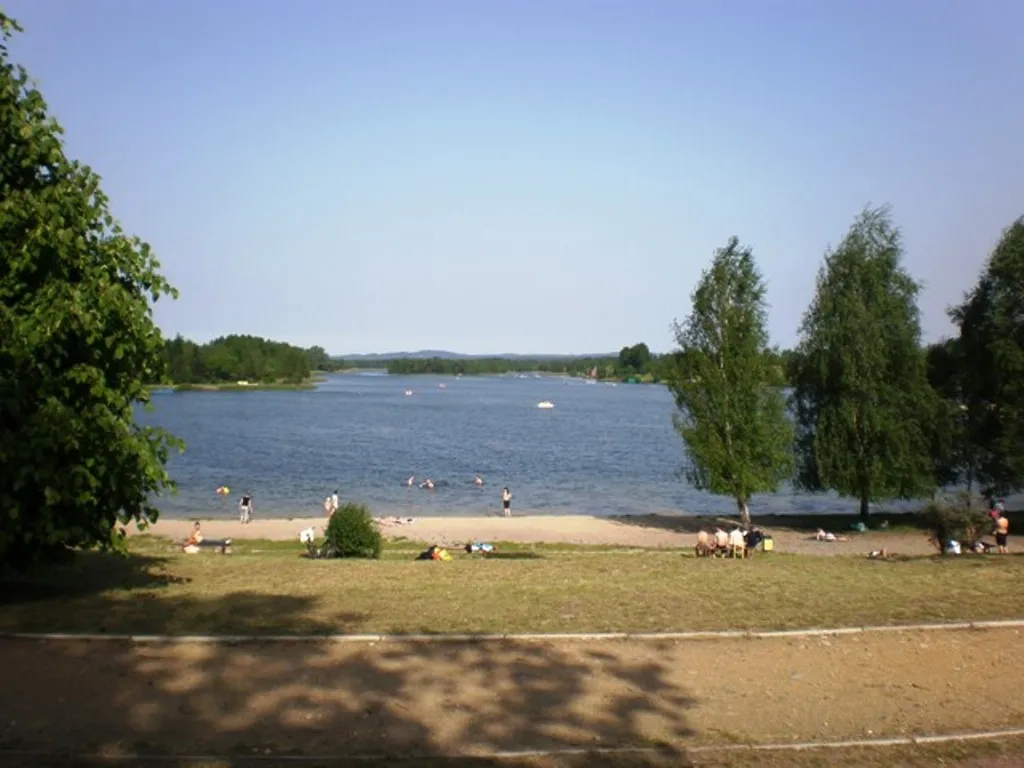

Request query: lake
[{"left": 138, "top": 372, "right": 914, "bottom": 520}]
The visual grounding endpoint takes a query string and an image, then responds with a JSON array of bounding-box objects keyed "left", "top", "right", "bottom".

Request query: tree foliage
[
  {"left": 379, "top": 353, "right": 670, "bottom": 380},
  {"left": 666, "top": 236, "right": 793, "bottom": 526},
  {"left": 0, "top": 14, "right": 180, "bottom": 567},
  {"left": 617, "top": 343, "right": 652, "bottom": 375},
  {"left": 791, "top": 206, "right": 935, "bottom": 519},
  {"left": 162, "top": 334, "right": 314, "bottom": 384},
  {"left": 925, "top": 338, "right": 977, "bottom": 495},
  {"left": 324, "top": 502, "right": 382, "bottom": 559},
  {"left": 950, "top": 216, "right": 1024, "bottom": 500}
]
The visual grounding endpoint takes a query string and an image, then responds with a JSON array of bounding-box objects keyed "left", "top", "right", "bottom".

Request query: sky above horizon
[{"left": 6, "top": 1, "right": 1023, "bottom": 355}]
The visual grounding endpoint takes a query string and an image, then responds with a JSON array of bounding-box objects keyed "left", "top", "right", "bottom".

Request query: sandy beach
[{"left": 132, "top": 513, "right": 939, "bottom": 556}]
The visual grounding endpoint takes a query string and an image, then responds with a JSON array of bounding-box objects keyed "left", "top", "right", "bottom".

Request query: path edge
[{"left": 2, "top": 618, "right": 1023, "bottom": 644}]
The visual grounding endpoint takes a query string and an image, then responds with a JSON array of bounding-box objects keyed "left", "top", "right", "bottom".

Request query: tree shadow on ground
[
  {"left": 0, "top": 591, "right": 697, "bottom": 767},
  {"left": 0, "top": 551, "right": 187, "bottom": 605}
]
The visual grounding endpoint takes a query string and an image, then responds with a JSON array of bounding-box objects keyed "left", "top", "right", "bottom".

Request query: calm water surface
[{"left": 139, "top": 373, "right": 910, "bottom": 519}]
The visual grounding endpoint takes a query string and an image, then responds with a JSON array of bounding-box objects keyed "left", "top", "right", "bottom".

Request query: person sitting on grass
[
  {"left": 744, "top": 527, "right": 765, "bottom": 555},
  {"left": 713, "top": 527, "right": 729, "bottom": 555},
  {"left": 182, "top": 521, "right": 203, "bottom": 551},
  {"left": 695, "top": 529, "right": 714, "bottom": 557},
  {"left": 727, "top": 526, "right": 746, "bottom": 557}
]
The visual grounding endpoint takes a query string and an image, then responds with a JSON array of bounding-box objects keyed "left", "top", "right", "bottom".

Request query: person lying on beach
[
  {"left": 377, "top": 516, "right": 415, "bottom": 526},
  {"left": 815, "top": 528, "right": 850, "bottom": 542},
  {"left": 867, "top": 548, "right": 889, "bottom": 559}
]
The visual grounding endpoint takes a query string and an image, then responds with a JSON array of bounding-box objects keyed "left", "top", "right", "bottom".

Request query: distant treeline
[
  {"left": 350, "top": 343, "right": 802, "bottom": 384},
  {"left": 161, "top": 335, "right": 344, "bottom": 385},
  {"left": 159, "top": 336, "right": 805, "bottom": 386},
  {"left": 348, "top": 344, "right": 663, "bottom": 380}
]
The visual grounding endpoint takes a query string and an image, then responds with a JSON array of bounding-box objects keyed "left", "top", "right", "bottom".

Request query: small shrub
[
  {"left": 922, "top": 494, "right": 990, "bottom": 555},
  {"left": 324, "top": 502, "right": 382, "bottom": 559}
]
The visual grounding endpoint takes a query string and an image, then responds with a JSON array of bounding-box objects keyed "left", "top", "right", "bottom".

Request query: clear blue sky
[{"left": 6, "top": 1, "right": 1023, "bottom": 355}]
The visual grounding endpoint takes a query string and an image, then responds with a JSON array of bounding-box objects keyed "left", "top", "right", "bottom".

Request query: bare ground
[{"left": 1, "top": 628, "right": 1022, "bottom": 765}]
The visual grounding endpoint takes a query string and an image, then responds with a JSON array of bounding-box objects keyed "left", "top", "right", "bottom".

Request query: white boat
[{"left": 536, "top": 401, "right": 554, "bottom": 409}]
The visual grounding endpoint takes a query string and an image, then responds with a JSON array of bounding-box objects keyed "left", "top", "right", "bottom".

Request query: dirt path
[{"left": 1, "top": 628, "right": 1021, "bottom": 763}]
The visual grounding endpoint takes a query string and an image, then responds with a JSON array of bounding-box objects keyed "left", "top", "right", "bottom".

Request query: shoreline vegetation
[{"left": 156, "top": 336, "right": 796, "bottom": 386}]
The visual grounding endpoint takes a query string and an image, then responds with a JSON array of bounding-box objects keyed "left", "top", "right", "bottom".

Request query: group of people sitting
[{"left": 695, "top": 525, "right": 766, "bottom": 558}]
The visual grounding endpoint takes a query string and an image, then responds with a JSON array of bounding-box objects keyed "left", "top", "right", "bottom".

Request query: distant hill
[{"left": 336, "top": 350, "right": 617, "bottom": 363}]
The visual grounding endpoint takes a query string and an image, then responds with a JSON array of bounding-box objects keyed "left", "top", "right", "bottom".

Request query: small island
[{"left": 153, "top": 334, "right": 341, "bottom": 391}]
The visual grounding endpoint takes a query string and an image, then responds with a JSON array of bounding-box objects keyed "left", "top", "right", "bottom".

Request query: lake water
[{"left": 139, "top": 372, "right": 916, "bottom": 520}]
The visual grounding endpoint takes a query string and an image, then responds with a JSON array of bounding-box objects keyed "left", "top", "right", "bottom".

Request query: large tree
[
  {"left": 0, "top": 14, "right": 180, "bottom": 568},
  {"left": 950, "top": 216, "right": 1024, "bottom": 500},
  {"left": 791, "top": 206, "right": 934, "bottom": 520},
  {"left": 666, "top": 236, "right": 793, "bottom": 527}
]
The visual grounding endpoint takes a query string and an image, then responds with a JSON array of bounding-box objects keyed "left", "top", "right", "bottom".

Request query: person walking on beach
[
  {"left": 331, "top": 489, "right": 339, "bottom": 511},
  {"left": 238, "top": 492, "right": 253, "bottom": 524},
  {"left": 995, "top": 512, "right": 1010, "bottom": 554},
  {"left": 501, "top": 486, "right": 512, "bottom": 517}
]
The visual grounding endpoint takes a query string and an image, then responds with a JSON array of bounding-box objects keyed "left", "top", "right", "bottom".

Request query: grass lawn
[{"left": 1, "top": 535, "right": 1022, "bottom": 636}]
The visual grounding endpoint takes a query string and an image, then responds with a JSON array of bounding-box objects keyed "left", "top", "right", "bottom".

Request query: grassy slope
[{"left": 1, "top": 536, "right": 1022, "bottom": 636}]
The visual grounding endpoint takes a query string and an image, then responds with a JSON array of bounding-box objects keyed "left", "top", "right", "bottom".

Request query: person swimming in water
[
  {"left": 473, "top": 474, "right": 484, "bottom": 487},
  {"left": 406, "top": 475, "right": 415, "bottom": 487},
  {"left": 420, "top": 478, "right": 435, "bottom": 490}
]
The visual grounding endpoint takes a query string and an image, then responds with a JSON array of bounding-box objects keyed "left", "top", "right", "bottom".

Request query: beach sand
[{"left": 132, "top": 513, "right": 939, "bottom": 556}]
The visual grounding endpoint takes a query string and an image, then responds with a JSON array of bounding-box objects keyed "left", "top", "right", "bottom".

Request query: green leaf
[
  {"left": 790, "top": 205, "right": 935, "bottom": 519},
  {"left": 664, "top": 236, "right": 794, "bottom": 526}
]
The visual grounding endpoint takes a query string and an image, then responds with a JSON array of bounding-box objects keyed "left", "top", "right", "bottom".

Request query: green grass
[{"left": 1, "top": 536, "right": 1022, "bottom": 636}]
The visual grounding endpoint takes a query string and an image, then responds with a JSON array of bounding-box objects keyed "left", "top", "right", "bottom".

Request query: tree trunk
[
  {"left": 859, "top": 495, "right": 869, "bottom": 522},
  {"left": 736, "top": 497, "right": 751, "bottom": 528}
]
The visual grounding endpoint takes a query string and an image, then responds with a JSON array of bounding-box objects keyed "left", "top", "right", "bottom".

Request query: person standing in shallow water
[{"left": 501, "top": 486, "right": 512, "bottom": 517}]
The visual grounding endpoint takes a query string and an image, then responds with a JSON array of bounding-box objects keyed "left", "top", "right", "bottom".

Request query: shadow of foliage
[
  {"left": 0, "top": 551, "right": 188, "bottom": 605},
  {"left": 0, "top": 589, "right": 697, "bottom": 766}
]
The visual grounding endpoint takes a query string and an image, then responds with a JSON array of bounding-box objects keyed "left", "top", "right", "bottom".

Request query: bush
[
  {"left": 324, "top": 502, "right": 382, "bottom": 559},
  {"left": 922, "top": 493, "right": 990, "bottom": 555}
]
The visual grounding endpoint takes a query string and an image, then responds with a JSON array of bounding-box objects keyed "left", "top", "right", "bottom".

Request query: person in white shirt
[
  {"left": 713, "top": 527, "right": 729, "bottom": 551},
  {"left": 728, "top": 526, "right": 745, "bottom": 556}
]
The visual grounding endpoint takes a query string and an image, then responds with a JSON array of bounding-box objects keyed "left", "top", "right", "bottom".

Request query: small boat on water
[{"left": 536, "top": 401, "right": 554, "bottom": 409}]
